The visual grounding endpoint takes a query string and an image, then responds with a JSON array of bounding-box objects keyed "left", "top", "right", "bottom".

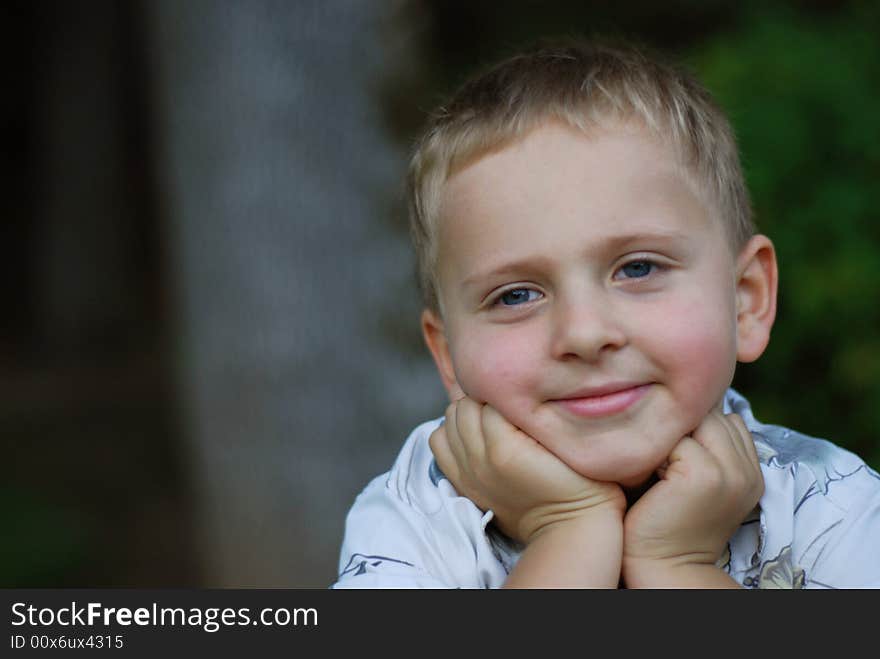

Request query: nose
[{"left": 549, "top": 290, "right": 627, "bottom": 362}]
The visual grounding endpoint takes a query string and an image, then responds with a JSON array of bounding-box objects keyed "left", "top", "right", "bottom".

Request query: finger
[
  {"left": 714, "top": 412, "right": 757, "bottom": 477},
  {"left": 663, "top": 435, "right": 710, "bottom": 479},
  {"left": 443, "top": 401, "right": 468, "bottom": 468},
  {"left": 448, "top": 381, "right": 466, "bottom": 402},
  {"left": 726, "top": 414, "right": 765, "bottom": 504},
  {"left": 480, "top": 403, "right": 533, "bottom": 467},
  {"left": 727, "top": 413, "right": 762, "bottom": 475},
  {"left": 453, "top": 396, "right": 487, "bottom": 463},
  {"left": 711, "top": 413, "right": 763, "bottom": 502},
  {"left": 692, "top": 410, "right": 744, "bottom": 473},
  {"left": 716, "top": 411, "right": 751, "bottom": 465},
  {"left": 428, "top": 424, "right": 462, "bottom": 488}
]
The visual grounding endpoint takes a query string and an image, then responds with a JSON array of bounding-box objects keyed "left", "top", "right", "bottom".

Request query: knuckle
[
  {"left": 479, "top": 403, "right": 498, "bottom": 436},
  {"left": 697, "top": 462, "right": 724, "bottom": 491},
  {"left": 445, "top": 402, "right": 457, "bottom": 421},
  {"left": 484, "top": 435, "right": 507, "bottom": 467},
  {"left": 470, "top": 462, "right": 492, "bottom": 487},
  {"left": 428, "top": 426, "right": 444, "bottom": 449}
]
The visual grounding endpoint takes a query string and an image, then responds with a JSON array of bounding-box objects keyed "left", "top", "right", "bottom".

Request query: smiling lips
[{"left": 553, "top": 383, "right": 652, "bottom": 418}]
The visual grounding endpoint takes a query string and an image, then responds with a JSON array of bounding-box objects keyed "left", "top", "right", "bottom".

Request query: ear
[
  {"left": 421, "top": 308, "right": 465, "bottom": 402},
  {"left": 735, "top": 234, "right": 778, "bottom": 363}
]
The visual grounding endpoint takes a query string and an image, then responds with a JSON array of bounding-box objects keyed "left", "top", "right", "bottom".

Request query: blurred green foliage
[{"left": 692, "top": 3, "right": 880, "bottom": 469}]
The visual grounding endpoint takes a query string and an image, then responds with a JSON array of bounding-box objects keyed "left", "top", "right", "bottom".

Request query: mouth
[{"left": 551, "top": 383, "right": 652, "bottom": 418}]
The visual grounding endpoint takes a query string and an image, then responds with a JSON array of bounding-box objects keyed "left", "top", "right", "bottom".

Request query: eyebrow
[
  {"left": 459, "top": 229, "right": 692, "bottom": 289},
  {"left": 460, "top": 256, "right": 554, "bottom": 290}
]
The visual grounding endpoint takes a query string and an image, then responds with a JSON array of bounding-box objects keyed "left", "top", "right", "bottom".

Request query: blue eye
[
  {"left": 619, "top": 260, "right": 655, "bottom": 279},
  {"left": 498, "top": 288, "right": 540, "bottom": 306}
]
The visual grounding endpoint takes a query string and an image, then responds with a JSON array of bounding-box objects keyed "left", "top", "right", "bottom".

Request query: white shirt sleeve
[
  {"left": 332, "top": 420, "right": 509, "bottom": 589},
  {"left": 332, "top": 472, "right": 458, "bottom": 588}
]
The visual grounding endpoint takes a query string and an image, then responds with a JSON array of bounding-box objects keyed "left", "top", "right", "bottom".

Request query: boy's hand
[
  {"left": 429, "top": 396, "right": 626, "bottom": 545},
  {"left": 622, "top": 411, "right": 763, "bottom": 588}
]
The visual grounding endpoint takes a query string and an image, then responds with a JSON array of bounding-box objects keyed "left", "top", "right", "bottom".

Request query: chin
[
  {"left": 565, "top": 450, "right": 664, "bottom": 490},
  {"left": 617, "top": 469, "right": 658, "bottom": 492}
]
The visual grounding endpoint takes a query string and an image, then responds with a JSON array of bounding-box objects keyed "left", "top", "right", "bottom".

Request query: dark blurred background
[{"left": 4, "top": 0, "right": 879, "bottom": 587}]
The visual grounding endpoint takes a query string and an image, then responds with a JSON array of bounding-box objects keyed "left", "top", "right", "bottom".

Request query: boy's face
[{"left": 425, "top": 121, "right": 758, "bottom": 489}]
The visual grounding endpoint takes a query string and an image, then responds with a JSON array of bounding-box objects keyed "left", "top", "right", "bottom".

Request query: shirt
[{"left": 333, "top": 389, "right": 880, "bottom": 588}]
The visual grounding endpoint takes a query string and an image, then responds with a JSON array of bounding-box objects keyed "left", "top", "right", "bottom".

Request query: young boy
[{"left": 333, "top": 39, "right": 880, "bottom": 588}]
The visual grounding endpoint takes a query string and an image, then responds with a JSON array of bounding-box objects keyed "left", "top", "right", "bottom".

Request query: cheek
[
  {"left": 450, "top": 327, "right": 542, "bottom": 408},
  {"left": 649, "top": 297, "right": 737, "bottom": 410}
]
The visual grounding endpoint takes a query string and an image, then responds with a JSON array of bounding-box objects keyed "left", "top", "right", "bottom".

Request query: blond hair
[{"left": 407, "top": 38, "right": 754, "bottom": 312}]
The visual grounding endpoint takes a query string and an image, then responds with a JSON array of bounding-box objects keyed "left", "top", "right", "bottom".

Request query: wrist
[
  {"left": 523, "top": 498, "right": 625, "bottom": 545},
  {"left": 622, "top": 556, "right": 739, "bottom": 589},
  {"left": 505, "top": 507, "right": 624, "bottom": 589}
]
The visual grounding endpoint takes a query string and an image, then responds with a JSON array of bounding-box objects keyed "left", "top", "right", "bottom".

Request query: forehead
[
  {"left": 436, "top": 121, "right": 716, "bottom": 268},
  {"left": 443, "top": 121, "right": 684, "bottom": 207}
]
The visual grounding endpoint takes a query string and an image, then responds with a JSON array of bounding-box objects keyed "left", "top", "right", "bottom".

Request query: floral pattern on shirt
[{"left": 757, "top": 545, "right": 806, "bottom": 588}]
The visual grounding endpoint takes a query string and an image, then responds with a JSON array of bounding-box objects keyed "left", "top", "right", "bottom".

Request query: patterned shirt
[{"left": 333, "top": 389, "right": 880, "bottom": 588}]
